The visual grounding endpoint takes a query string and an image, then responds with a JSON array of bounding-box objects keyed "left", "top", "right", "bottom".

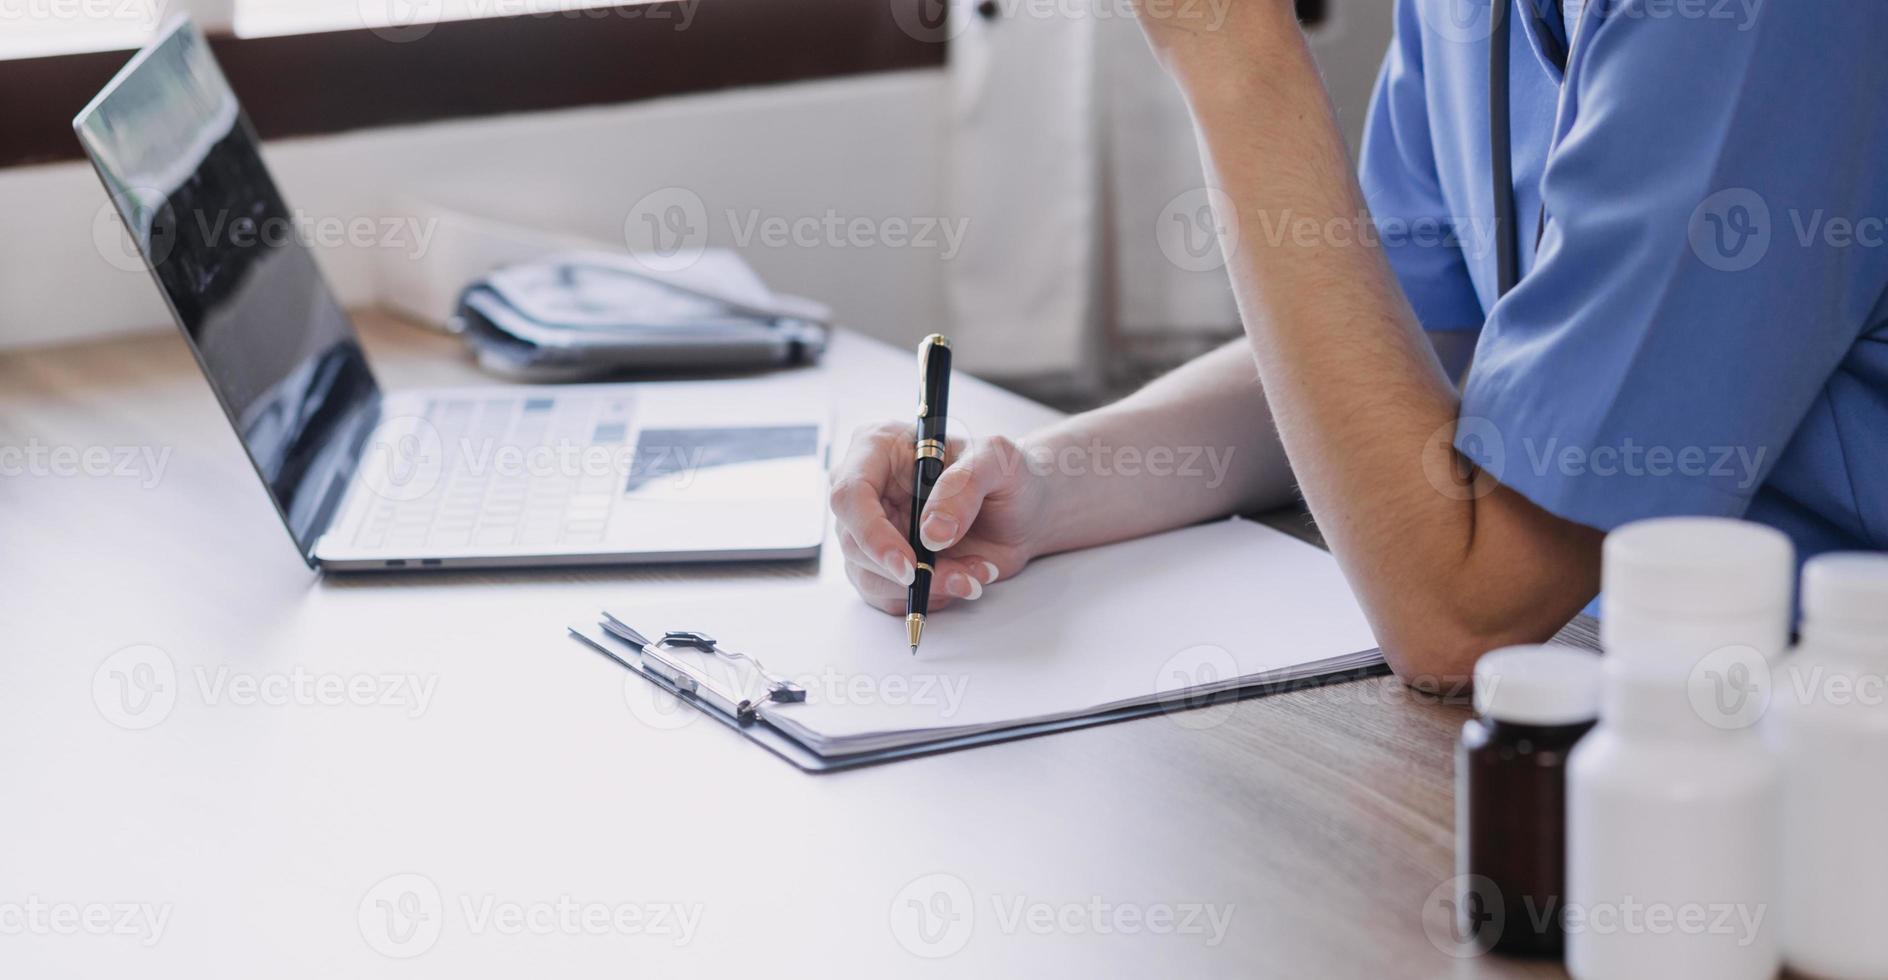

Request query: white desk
[{"left": 0, "top": 312, "right": 1563, "bottom": 978}]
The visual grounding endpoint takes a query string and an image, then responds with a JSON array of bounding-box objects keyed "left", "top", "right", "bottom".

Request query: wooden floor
[{"left": 0, "top": 311, "right": 1583, "bottom": 978}]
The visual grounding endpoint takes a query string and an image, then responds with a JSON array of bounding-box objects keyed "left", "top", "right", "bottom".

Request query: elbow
[
  {"left": 1375, "top": 621, "right": 1513, "bottom": 693},
  {"left": 1369, "top": 577, "right": 1590, "bottom": 692},
  {"left": 1366, "top": 491, "right": 1604, "bottom": 690}
]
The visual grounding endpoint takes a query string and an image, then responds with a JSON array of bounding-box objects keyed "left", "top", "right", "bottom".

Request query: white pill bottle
[
  {"left": 1566, "top": 517, "right": 1791, "bottom": 980},
  {"left": 1770, "top": 553, "right": 1888, "bottom": 979}
]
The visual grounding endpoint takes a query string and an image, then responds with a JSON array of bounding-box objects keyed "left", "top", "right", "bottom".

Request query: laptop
[{"left": 74, "top": 19, "right": 828, "bottom": 571}]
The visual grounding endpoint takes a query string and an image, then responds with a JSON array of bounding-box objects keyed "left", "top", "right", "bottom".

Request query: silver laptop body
[{"left": 75, "top": 19, "right": 827, "bottom": 571}]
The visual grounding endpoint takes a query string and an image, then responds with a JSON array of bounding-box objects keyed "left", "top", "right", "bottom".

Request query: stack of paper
[{"left": 601, "top": 518, "right": 1381, "bottom": 759}]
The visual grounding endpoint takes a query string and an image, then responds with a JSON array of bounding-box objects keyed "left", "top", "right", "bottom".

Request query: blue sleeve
[
  {"left": 1456, "top": 0, "right": 1888, "bottom": 531},
  {"left": 1358, "top": 0, "right": 1485, "bottom": 333}
]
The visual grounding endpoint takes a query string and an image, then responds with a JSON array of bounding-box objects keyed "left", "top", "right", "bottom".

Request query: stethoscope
[{"left": 1490, "top": 0, "right": 1571, "bottom": 298}]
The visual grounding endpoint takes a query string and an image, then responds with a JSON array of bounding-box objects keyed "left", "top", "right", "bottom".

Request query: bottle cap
[
  {"left": 1803, "top": 552, "right": 1888, "bottom": 630},
  {"left": 1473, "top": 645, "right": 1603, "bottom": 726},
  {"left": 1603, "top": 517, "right": 1794, "bottom": 618}
]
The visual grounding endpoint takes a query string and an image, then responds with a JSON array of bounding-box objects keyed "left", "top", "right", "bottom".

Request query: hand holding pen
[{"left": 826, "top": 338, "right": 1052, "bottom": 644}]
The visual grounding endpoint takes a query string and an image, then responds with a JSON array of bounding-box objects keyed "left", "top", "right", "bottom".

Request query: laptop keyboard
[{"left": 353, "top": 395, "right": 630, "bottom": 553}]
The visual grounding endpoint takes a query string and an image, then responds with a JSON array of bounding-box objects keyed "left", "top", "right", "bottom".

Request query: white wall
[{"left": 0, "top": 69, "right": 951, "bottom": 350}]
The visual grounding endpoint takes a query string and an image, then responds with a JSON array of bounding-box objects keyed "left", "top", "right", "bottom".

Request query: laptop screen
[{"left": 75, "top": 20, "right": 380, "bottom": 562}]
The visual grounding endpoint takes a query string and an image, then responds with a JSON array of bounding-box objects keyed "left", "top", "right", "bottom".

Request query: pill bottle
[
  {"left": 1567, "top": 517, "right": 1791, "bottom": 980},
  {"left": 1457, "top": 644, "right": 1601, "bottom": 956},
  {"left": 1772, "top": 553, "right": 1888, "bottom": 979}
]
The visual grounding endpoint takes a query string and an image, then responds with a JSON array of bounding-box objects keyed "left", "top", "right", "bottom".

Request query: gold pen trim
[
  {"left": 906, "top": 613, "right": 925, "bottom": 650},
  {"left": 915, "top": 444, "right": 944, "bottom": 461},
  {"left": 916, "top": 334, "right": 952, "bottom": 418},
  {"left": 914, "top": 562, "right": 934, "bottom": 575}
]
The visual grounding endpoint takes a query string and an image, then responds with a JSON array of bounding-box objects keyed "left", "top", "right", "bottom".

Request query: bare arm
[
  {"left": 1135, "top": 3, "right": 1601, "bottom": 680},
  {"left": 1027, "top": 327, "right": 1480, "bottom": 555},
  {"left": 1025, "top": 339, "right": 1293, "bottom": 555}
]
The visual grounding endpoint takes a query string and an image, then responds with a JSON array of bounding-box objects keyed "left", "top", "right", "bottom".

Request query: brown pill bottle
[{"left": 1455, "top": 645, "right": 1602, "bottom": 958}]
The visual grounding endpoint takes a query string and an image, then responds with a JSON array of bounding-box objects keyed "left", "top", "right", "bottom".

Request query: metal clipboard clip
[{"left": 597, "top": 613, "right": 805, "bottom": 723}]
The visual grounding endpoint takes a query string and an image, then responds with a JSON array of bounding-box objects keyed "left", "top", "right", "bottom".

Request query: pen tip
[{"left": 905, "top": 613, "right": 924, "bottom": 652}]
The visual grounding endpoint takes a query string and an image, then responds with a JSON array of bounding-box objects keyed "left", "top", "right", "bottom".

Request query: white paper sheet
[{"left": 609, "top": 518, "right": 1380, "bottom": 755}]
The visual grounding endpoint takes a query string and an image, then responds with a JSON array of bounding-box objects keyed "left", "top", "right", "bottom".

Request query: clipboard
[{"left": 569, "top": 616, "right": 1387, "bottom": 774}]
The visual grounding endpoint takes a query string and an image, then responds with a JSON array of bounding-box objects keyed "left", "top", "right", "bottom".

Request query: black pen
[{"left": 907, "top": 334, "right": 952, "bottom": 653}]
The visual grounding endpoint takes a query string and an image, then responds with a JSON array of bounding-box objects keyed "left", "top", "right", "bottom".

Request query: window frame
[{"left": 0, "top": 0, "right": 946, "bottom": 169}]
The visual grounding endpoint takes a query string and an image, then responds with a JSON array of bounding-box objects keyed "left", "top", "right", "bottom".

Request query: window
[
  {"left": 0, "top": 0, "right": 165, "bottom": 60},
  {"left": 236, "top": 0, "right": 677, "bottom": 39},
  {"left": 0, "top": 0, "right": 660, "bottom": 59},
  {"left": 0, "top": 0, "right": 944, "bottom": 168}
]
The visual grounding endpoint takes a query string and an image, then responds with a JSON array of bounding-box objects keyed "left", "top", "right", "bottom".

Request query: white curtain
[
  {"left": 941, "top": 0, "right": 1234, "bottom": 379},
  {"left": 941, "top": 1, "right": 1099, "bottom": 378},
  {"left": 942, "top": 1, "right": 1393, "bottom": 378}
]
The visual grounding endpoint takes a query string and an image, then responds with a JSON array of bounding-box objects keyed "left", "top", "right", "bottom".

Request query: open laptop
[{"left": 74, "top": 19, "right": 828, "bottom": 570}]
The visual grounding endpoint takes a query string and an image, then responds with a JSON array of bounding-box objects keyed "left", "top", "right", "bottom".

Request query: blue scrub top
[{"left": 1360, "top": 0, "right": 1888, "bottom": 599}]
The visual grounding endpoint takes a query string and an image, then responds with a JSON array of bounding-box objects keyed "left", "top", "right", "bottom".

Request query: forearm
[
  {"left": 1157, "top": 10, "right": 1600, "bottom": 675},
  {"left": 1025, "top": 340, "right": 1295, "bottom": 556}
]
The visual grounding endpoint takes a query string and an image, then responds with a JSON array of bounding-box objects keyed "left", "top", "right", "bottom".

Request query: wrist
[
  {"left": 1015, "top": 413, "right": 1137, "bottom": 558},
  {"left": 1013, "top": 429, "right": 1081, "bottom": 559}
]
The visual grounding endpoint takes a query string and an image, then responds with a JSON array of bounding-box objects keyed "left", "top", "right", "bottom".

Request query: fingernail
[
  {"left": 979, "top": 561, "right": 1000, "bottom": 585},
  {"left": 920, "top": 513, "right": 959, "bottom": 551},
  {"left": 948, "top": 572, "right": 982, "bottom": 600},
  {"left": 888, "top": 554, "right": 915, "bottom": 586}
]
